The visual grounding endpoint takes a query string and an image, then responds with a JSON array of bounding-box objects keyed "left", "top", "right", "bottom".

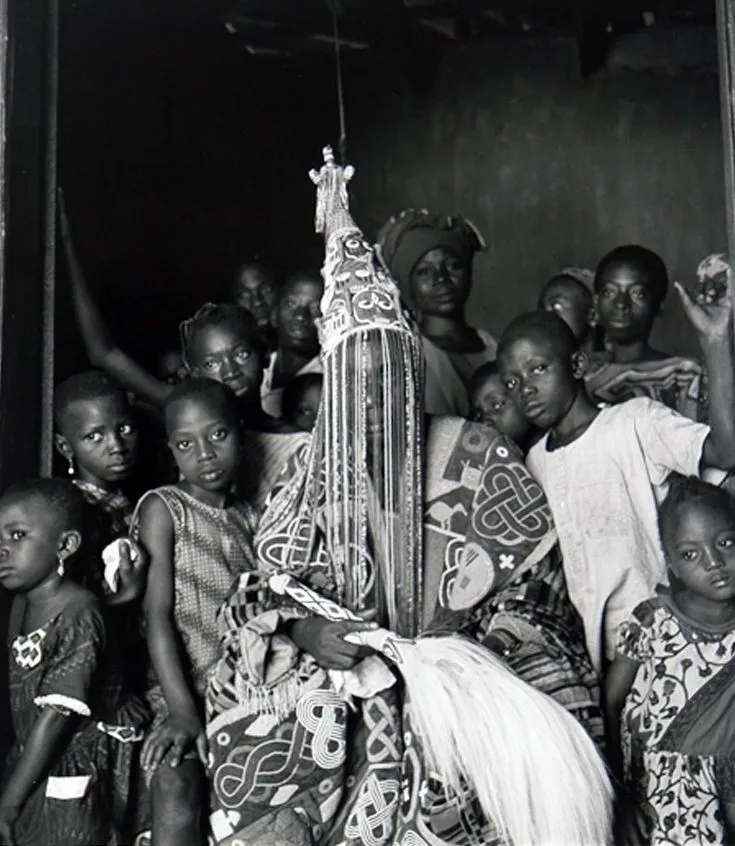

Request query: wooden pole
[
  {"left": 40, "top": 0, "right": 59, "bottom": 476},
  {"left": 717, "top": 0, "right": 735, "bottom": 299}
]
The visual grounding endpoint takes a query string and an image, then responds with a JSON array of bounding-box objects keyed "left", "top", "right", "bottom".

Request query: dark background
[{"left": 56, "top": 0, "right": 727, "bottom": 377}]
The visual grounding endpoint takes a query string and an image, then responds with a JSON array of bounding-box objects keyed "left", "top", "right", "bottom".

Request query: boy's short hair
[
  {"left": 658, "top": 474, "right": 735, "bottom": 551},
  {"left": 594, "top": 245, "right": 668, "bottom": 307},
  {"left": 54, "top": 371, "right": 129, "bottom": 431},
  {"left": 281, "top": 373, "right": 323, "bottom": 421},
  {"left": 163, "top": 377, "right": 241, "bottom": 432},
  {"left": 3, "top": 477, "right": 91, "bottom": 535},
  {"left": 497, "top": 311, "right": 581, "bottom": 364},
  {"left": 538, "top": 274, "right": 593, "bottom": 309}
]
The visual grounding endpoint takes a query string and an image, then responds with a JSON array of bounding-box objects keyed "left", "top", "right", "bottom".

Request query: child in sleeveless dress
[{"left": 133, "top": 378, "right": 258, "bottom": 846}]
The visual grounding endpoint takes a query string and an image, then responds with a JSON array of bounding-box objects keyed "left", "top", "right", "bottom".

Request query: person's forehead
[
  {"left": 501, "top": 332, "right": 560, "bottom": 362},
  {"left": 0, "top": 493, "right": 58, "bottom": 530},
  {"left": 236, "top": 267, "right": 270, "bottom": 288},
  {"left": 166, "top": 396, "right": 231, "bottom": 431},
  {"left": 542, "top": 278, "right": 586, "bottom": 303},
  {"left": 282, "top": 277, "right": 322, "bottom": 299},
  {"left": 63, "top": 394, "right": 130, "bottom": 430},
  {"left": 599, "top": 261, "right": 651, "bottom": 288},
  {"left": 190, "top": 321, "right": 251, "bottom": 356}
]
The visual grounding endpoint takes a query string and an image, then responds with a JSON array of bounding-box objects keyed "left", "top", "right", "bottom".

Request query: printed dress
[
  {"left": 618, "top": 591, "right": 735, "bottom": 845},
  {"left": 6, "top": 592, "right": 147, "bottom": 846}
]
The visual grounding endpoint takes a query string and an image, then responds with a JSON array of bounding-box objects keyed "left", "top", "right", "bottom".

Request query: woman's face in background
[{"left": 409, "top": 247, "right": 472, "bottom": 316}]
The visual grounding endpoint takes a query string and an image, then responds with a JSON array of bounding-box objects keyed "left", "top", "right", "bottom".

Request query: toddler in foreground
[{"left": 606, "top": 477, "right": 735, "bottom": 845}]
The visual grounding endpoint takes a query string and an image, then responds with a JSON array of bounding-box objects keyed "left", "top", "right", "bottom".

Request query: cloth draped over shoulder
[
  {"left": 584, "top": 354, "right": 708, "bottom": 422},
  {"left": 205, "top": 418, "right": 602, "bottom": 846}
]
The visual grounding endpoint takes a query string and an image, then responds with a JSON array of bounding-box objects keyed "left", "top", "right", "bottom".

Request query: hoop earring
[{"left": 57, "top": 558, "right": 65, "bottom": 578}]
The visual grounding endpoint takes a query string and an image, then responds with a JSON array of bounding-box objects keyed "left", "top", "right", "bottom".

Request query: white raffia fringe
[{"left": 397, "top": 636, "right": 613, "bottom": 846}]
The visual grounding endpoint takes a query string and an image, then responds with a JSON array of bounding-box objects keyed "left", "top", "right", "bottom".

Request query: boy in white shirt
[{"left": 496, "top": 280, "right": 735, "bottom": 672}]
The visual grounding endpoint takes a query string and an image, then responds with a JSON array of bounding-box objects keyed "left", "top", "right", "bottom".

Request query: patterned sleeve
[
  {"left": 616, "top": 602, "right": 654, "bottom": 662},
  {"left": 34, "top": 603, "right": 105, "bottom": 717}
]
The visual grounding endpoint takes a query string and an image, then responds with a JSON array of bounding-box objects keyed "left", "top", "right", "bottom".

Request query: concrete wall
[{"left": 340, "top": 36, "right": 727, "bottom": 357}]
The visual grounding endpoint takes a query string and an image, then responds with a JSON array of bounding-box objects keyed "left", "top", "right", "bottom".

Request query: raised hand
[{"left": 676, "top": 269, "right": 733, "bottom": 342}]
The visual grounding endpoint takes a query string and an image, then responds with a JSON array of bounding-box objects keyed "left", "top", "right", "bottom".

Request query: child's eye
[
  {"left": 532, "top": 364, "right": 547, "bottom": 374},
  {"left": 234, "top": 349, "right": 251, "bottom": 364},
  {"left": 631, "top": 289, "right": 649, "bottom": 302},
  {"left": 84, "top": 432, "right": 103, "bottom": 443},
  {"left": 446, "top": 259, "right": 464, "bottom": 274},
  {"left": 211, "top": 428, "right": 229, "bottom": 442},
  {"left": 203, "top": 360, "right": 220, "bottom": 372},
  {"left": 309, "top": 304, "right": 321, "bottom": 317},
  {"left": 681, "top": 550, "right": 699, "bottom": 562},
  {"left": 601, "top": 287, "right": 616, "bottom": 300},
  {"left": 504, "top": 378, "right": 517, "bottom": 391},
  {"left": 176, "top": 439, "right": 192, "bottom": 451},
  {"left": 491, "top": 401, "right": 506, "bottom": 412},
  {"left": 720, "top": 537, "right": 735, "bottom": 549},
  {"left": 10, "top": 530, "right": 25, "bottom": 541},
  {"left": 119, "top": 423, "right": 134, "bottom": 436}
]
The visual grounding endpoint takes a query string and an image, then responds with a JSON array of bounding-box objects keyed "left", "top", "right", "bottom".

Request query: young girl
[
  {"left": 0, "top": 478, "right": 146, "bottom": 846},
  {"left": 54, "top": 370, "right": 146, "bottom": 603},
  {"left": 134, "top": 378, "right": 258, "bottom": 846},
  {"left": 606, "top": 476, "right": 735, "bottom": 845},
  {"left": 58, "top": 194, "right": 307, "bottom": 511}
]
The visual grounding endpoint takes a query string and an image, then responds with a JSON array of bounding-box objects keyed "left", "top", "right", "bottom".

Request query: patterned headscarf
[
  {"left": 376, "top": 208, "right": 486, "bottom": 297},
  {"left": 255, "top": 149, "right": 425, "bottom": 637}
]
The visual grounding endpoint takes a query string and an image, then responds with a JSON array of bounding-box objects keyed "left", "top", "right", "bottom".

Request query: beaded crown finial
[{"left": 309, "top": 145, "right": 419, "bottom": 357}]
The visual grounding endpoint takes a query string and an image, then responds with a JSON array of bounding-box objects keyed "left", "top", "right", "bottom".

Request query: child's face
[
  {"left": 470, "top": 373, "right": 533, "bottom": 446},
  {"left": 595, "top": 262, "right": 659, "bottom": 344},
  {"left": 275, "top": 277, "right": 322, "bottom": 354},
  {"left": 157, "top": 350, "right": 187, "bottom": 386},
  {"left": 167, "top": 396, "right": 242, "bottom": 497},
  {"left": 188, "top": 321, "right": 264, "bottom": 403},
  {"left": 0, "top": 495, "right": 73, "bottom": 592},
  {"left": 667, "top": 502, "right": 735, "bottom": 604},
  {"left": 498, "top": 334, "right": 579, "bottom": 431},
  {"left": 539, "top": 278, "right": 591, "bottom": 341},
  {"left": 409, "top": 247, "right": 471, "bottom": 316},
  {"left": 56, "top": 394, "right": 138, "bottom": 487},
  {"left": 234, "top": 266, "right": 276, "bottom": 329},
  {"left": 289, "top": 382, "right": 322, "bottom": 432}
]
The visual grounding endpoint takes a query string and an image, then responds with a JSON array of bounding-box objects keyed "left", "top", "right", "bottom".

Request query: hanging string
[{"left": 331, "top": 8, "right": 348, "bottom": 164}]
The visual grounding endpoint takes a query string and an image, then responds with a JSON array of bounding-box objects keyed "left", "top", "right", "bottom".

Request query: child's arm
[
  {"left": 139, "top": 496, "right": 207, "bottom": 770},
  {"left": 675, "top": 279, "right": 735, "bottom": 469},
  {"left": 0, "top": 709, "right": 75, "bottom": 841},
  {"left": 604, "top": 654, "right": 639, "bottom": 782},
  {"left": 58, "top": 190, "right": 172, "bottom": 410},
  {"left": 605, "top": 654, "right": 648, "bottom": 846}
]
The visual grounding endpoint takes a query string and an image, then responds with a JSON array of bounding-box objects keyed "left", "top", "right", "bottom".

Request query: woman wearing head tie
[{"left": 377, "top": 209, "right": 496, "bottom": 416}]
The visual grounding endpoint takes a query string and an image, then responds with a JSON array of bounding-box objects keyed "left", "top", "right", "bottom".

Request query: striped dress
[{"left": 132, "top": 486, "right": 258, "bottom": 707}]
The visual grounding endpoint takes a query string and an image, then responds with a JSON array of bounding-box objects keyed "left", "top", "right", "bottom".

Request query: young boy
[
  {"left": 585, "top": 245, "right": 707, "bottom": 421},
  {"left": 261, "top": 272, "right": 324, "bottom": 418},
  {"left": 497, "top": 281, "right": 735, "bottom": 673},
  {"left": 467, "top": 361, "right": 535, "bottom": 453}
]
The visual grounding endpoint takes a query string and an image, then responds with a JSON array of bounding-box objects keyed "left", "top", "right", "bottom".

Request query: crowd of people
[{"left": 1, "top": 185, "right": 734, "bottom": 846}]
